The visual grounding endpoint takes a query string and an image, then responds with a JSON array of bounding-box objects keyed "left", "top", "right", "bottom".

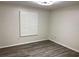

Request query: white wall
[
  {"left": 0, "top": 4, "right": 50, "bottom": 48},
  {"left": 49, "top": 5, "right": 79, "bottom": 52},
  {"left": 1, "top": 3, "right": 79, "bottom": 53}
]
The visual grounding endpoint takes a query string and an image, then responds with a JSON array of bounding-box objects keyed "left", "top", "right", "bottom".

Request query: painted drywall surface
[
  {"left": 0, "top": 11, "right": 3, "bottom": 43},
  {"left": 0, "top": 4, "right": 50, "bottom": 48},
  {"left": 49, "top": 5, "right": 79, "bottom": 52}
]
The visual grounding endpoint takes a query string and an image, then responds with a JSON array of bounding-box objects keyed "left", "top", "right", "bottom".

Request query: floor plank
[{"left": 0, "top": 40, "right": 79, "bottom": 57}]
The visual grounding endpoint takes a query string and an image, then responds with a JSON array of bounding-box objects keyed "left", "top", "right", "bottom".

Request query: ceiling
[{"left": 0, "top": 1, "right": 79, "bottom": 10}]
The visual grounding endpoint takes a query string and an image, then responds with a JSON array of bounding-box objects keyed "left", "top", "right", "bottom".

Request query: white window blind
[{"left": 20, "top": 10, "right": 38, "bottom": 36}]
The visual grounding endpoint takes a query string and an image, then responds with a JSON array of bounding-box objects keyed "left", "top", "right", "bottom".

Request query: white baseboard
[
  {"left": 48, "top": 37, "right": 79, "bottom": 53},
  {"left": 0, "top": 39, "right": 47, "bottom": 49}
]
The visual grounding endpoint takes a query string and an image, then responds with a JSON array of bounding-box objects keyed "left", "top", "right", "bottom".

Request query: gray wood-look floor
[{"left": 0, "top": 40, "right": 79, "bottom": 57}]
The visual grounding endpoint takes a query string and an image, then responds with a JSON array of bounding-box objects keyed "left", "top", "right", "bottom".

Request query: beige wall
[
  {"left": 0, "top": 4, "right": 50, "bottom": 48},
  {"left": 49, "top": 5, "right": 79, "bottom": 52}
]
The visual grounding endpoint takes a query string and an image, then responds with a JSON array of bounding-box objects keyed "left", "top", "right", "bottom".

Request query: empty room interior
[{"left": 0, "top": 1, "right": 79, "bottom": 57}]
